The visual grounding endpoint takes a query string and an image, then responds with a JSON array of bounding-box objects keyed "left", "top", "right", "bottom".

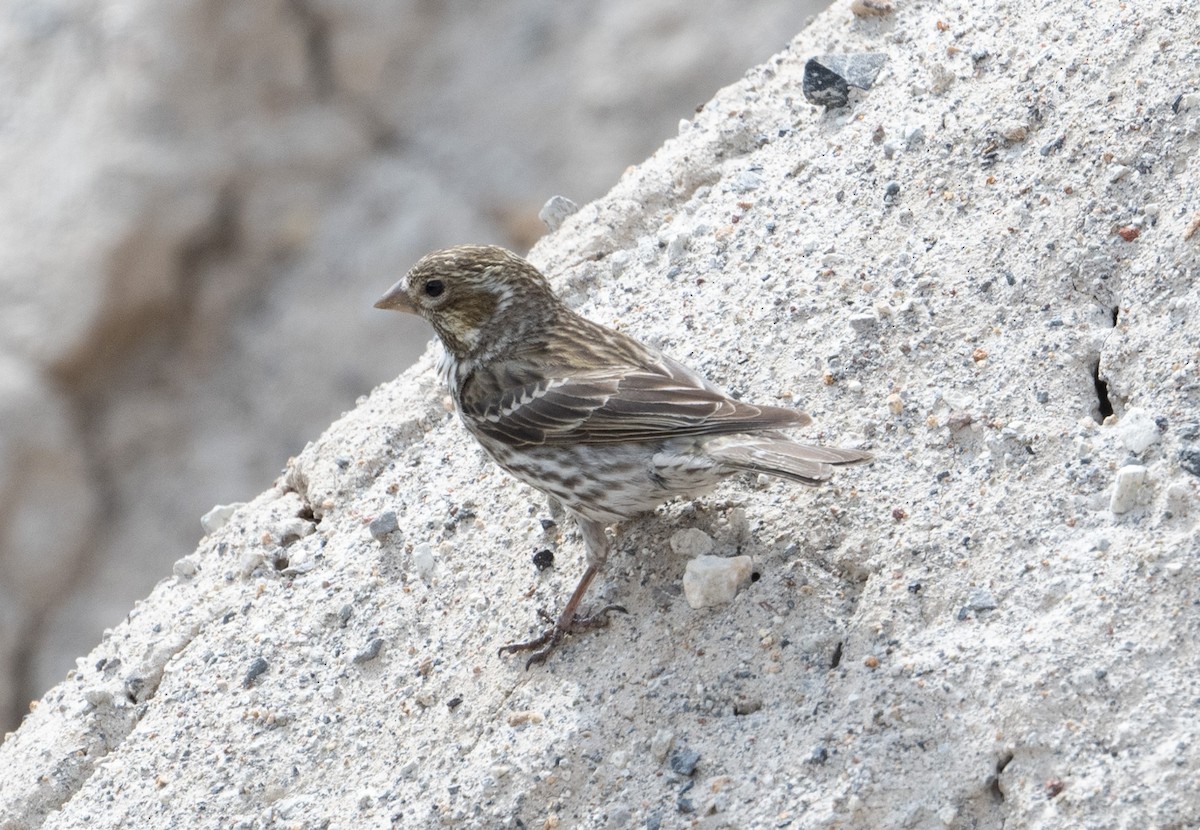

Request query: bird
[{"left": 375, "top": 245, "right": 871, "bottom": 667}]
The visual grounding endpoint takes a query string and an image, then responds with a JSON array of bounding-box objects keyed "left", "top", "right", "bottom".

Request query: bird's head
[{"left": 375, "top": 245, "right": 559, "bottom": 359}]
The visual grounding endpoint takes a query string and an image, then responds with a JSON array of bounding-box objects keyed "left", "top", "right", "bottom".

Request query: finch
[{"left": 376, "top": 245, "right": 871, "bottom": 666}]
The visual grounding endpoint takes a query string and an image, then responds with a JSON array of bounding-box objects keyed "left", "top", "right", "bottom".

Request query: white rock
[
  {"left": 683, "top": 555, "right": 753, "bottom": 609},
  {"left": 538, "top": 195, "right": 579, "bottom": 231},
  {"left": 201, "top": 503, "right": 245, "bottom": 535},
  {"left": 1115, "top": 408, "right": 1159, "bottom": 454},
  {"left": 650, "top": 729, "right": 675, "bottom": 762},
  {"left": 670, "top": 528, "right": 715, "bottom": 558},
  {"left": 1110, "top": 465, "right": 1148, "bottom": 514},
  {"left": 412, "top": 543, "right": 437, "bottom": 583}
]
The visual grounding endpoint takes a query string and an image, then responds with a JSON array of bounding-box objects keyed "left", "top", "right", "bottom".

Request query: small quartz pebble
[
  {"left": 1116, "top": 408, "right": 1160, "bottom": 454},
  {"left": 670, "top": 528, "right": 715, "bottom": 558},
  {"left": 650, "top": 729, "right": 675, "bottom": 762},
  {"left": 1110, "top": 465, "right": 1148, "bottom": 514},
  {"left": 173, "top": 557, "right": 198, "bottom": 579},
  {"left": 683, "top": 555, "right": 753, "bottom": 609},
  {"left": 538, "top": 195, "right": 579, "bottom": 231},
  {"left": 412, "top": 543, "right": 437, "bottom": 582},
  {"left": 201, "top": 502, "right": 244, "bottom": 535}
]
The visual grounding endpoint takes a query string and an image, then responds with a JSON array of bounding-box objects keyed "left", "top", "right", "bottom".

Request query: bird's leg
[{"left": 499, "top": 518, "right": 627, "bottom": 668}]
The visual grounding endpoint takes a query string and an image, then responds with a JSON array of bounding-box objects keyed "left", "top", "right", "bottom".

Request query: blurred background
[{"left": 0, "top": 0, "right": 827, "bottom": 730}]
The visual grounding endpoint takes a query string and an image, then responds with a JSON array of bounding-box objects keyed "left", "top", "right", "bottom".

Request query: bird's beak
[{"left": 374, "top": 279, "right": 416, "bottom": 314}]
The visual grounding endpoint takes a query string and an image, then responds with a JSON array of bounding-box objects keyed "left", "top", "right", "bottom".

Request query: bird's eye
[{"left": 424, "top": 279, "right": 445, "bottom": 298}]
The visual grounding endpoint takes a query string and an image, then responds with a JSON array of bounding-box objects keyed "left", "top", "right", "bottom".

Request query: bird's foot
[{"left": 499, "top": 604, "right": 628, "bottom": 669}]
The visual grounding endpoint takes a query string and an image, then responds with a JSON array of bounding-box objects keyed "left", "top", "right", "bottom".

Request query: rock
[
  {"left": 412, "top": 543, "right": 437, "bottom": 583},
  {"left": 682, "top": 556, "right": 753, "bottom": 609},
  {"left": 352, "top": 638, "right": 385, "bottom": 665},
  {"left": 802, "top": 53, "right": 888, "bottom": 108},
  {"left": 669, "top": 747, "right": 701, "bottom": 776},
  {"left": 1116, "top": 408, "right": 1159, "bottom": 453},
  {"left": 201, "top": 503, "right": 245, "bottom": 536},
  {"left": 650, "top": 729, "right": 675, "bottom": 762},
  {"left": 1110, "top": 465, "right": 1148, "bottom": 514},
  {"left": 538, "top": 196, "right": 579, "bottom": 231},
  {"left": 669, "top": 528, "right": 715, "bottom": 558},
  {"left": 368, "top": 511, "right": 399, "bottom": 542}
]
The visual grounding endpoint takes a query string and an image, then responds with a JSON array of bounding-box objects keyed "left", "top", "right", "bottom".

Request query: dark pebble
[
  {"left": 352, "top": 637, "right": 385, "bottom": 664},
  {"left": 1179, "top": 447, "right": 1200, "bottom": 478},
  {"left": 368, "top": 511, "right": 399, "bottom": 541},
  {"left": 447, "top": 696, "right": 463, "bottom": 710},
  {"left": 532, "top": 549, "right": 555, "bottom": 571},
  {"left": 1040, "top": 135, "right": 1065, "bottom": 156},
  {"left": 669, "top": 748, "right": 701, "bottom": 776},
  {"left": 803, "top": 53, "right": 888, "bottom": 108},
  {"left": 243, "top": 657, "right": 269, "bottom": 688}
]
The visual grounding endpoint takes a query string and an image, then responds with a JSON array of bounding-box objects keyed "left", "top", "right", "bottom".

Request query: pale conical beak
[{"left": 374, "top": 279, "right": 416, "bottom": 314}]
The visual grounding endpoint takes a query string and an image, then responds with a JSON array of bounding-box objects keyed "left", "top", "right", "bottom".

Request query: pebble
[
  {"left": 669, "top": 747, "right": 701, "bottom": 776},
  {"left": 201, "top": 502, "right": 244, "bottom": 535},
  {"left": 1109, "top": 465, "right": 1147, "bottom": 514},
  {"left": 272, "top": 518, "right": 314, "bottom": 546},
  {"left": 609, "top": 250, "right": 631, "bottom": 277},
  {"left": 538, "top": 195, "right": 579, "bottom": 231},
  {"left": 1181, "top": 447, "right": 1200, "bottom": 479},
  {"left": 172, "top": 557, "right": 198, "bottom": 579},
  {"left": 998, "top": 119, "right": 1028, "bottom": 142},
  {"left": 849, "top": 313, "right": 879, "bottom": 333},
  {"left": 650, "top": 729, "right": 675, "bottom": 762},
  {"left": 682, "top": 555, "right": 753, "bottom": 609},
  {"left": 965, "top": 588, "right": 998, "bottom": 612},
  {"left": 1165, "top": 481, "right": 1191, "bottom": 517},
  {"left": 368, "top": 511, "right": 399, "bottom": 542},
  {"left": 243, "top": 657, "right": 269, "bottom": 689},
  {"left": 412, "top": 543, "right": 437, "bottom": 582},
  {"left": 666, "top": 233, "right": 690, "bottom": 264},
  {"left": 669, "top": 528, "right": 714, "bottom": 558},
  {"left": 352, "top": 637, "right": 385, "bottom": 664},
  {"left": 1116, "top": 408, "right": 1160, "bottom": 454},
  {"left": 802, "top": 53, "right": 888, "bottom": 108},
  {"left": 532, "top": 549, "right": 555, "bottom": 571}
]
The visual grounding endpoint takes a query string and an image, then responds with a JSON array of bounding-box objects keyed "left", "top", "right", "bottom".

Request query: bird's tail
[{"left": 706, "top": 434, "right": 872, "bottom": 486}]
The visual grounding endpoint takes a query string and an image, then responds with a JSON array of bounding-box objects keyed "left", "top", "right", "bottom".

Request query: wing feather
[{"left": 460, "top": 351, "right": 811, "bottom": 447}]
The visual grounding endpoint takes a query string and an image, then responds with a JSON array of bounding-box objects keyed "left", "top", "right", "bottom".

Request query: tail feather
[{"left": 707, "top": 435, "right": 872, "bottom": 486}]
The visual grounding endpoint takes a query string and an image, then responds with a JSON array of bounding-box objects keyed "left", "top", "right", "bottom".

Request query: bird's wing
[{"left": 460, "top": 353, "right": 811, "bottom": 446}]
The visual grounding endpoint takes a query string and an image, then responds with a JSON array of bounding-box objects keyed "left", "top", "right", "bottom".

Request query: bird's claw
[{"left": 499, "top": 604, "right": 629, "bottom": 669}]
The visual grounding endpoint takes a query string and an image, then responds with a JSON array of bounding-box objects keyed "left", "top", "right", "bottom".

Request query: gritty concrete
[{"left": 3, "top": 0, "right": 1200, "bottom": 827}]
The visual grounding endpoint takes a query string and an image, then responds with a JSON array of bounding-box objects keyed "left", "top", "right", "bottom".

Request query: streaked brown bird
[{"left": 376, "top": 245, "right": 871, "bottom": 666}]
